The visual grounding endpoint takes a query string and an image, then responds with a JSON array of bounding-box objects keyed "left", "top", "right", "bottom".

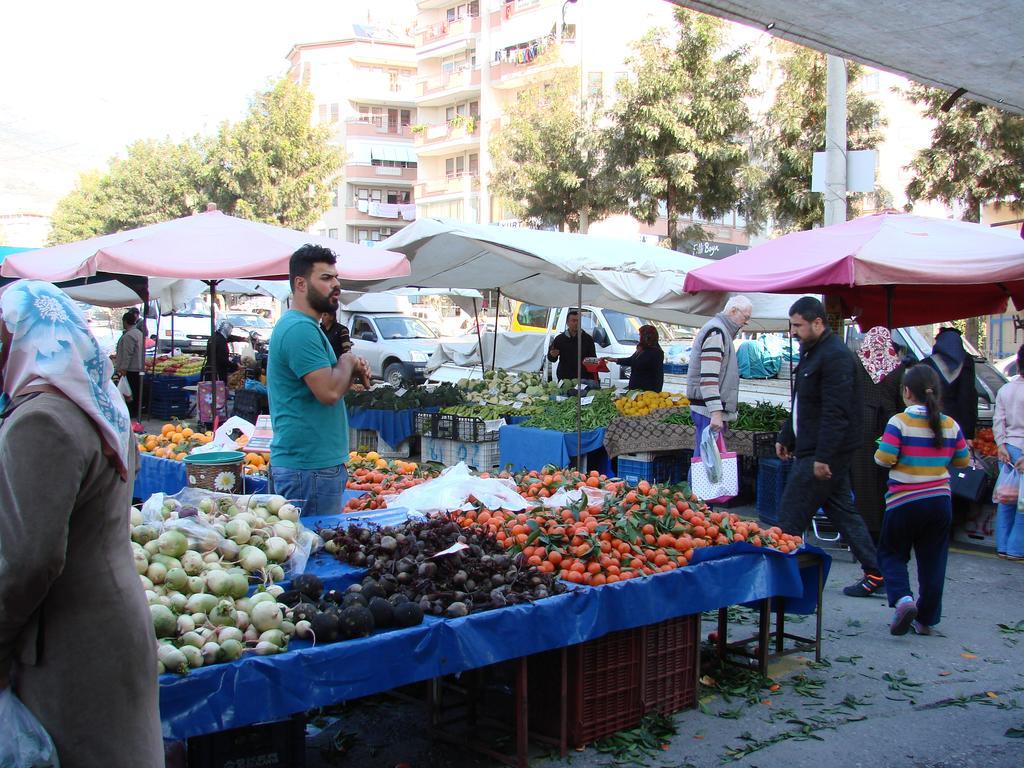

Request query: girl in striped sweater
[{"left": 874, "top": 365, "right": 970, "bottom": 636}]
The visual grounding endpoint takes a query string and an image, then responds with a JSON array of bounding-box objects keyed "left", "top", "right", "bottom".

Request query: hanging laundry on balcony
[
  {"left": 399, "top": 204, "right": 417, "bottom": 221},
  {"left": 368, "top": 202, "right": 402, "bottom": 219},
  {"left": 356, "top": 200, "right": 370, "bottom": 213}
]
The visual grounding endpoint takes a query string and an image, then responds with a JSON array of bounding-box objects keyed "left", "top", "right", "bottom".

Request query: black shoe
[{"left": 842, "top": 573, "right": 884, "bottom": 597}]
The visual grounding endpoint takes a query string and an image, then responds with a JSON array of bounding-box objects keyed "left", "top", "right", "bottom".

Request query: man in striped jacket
[{"left": 686, "top": 296, "right": 753, "bottom": 457}]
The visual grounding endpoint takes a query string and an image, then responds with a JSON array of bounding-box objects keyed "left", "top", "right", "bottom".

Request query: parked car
[
  {"left": 996, "top": 353, "right": 1018, "bottom": 379},
  {"left": 343, "top": 312, "right": 442, "bottom": 387}
]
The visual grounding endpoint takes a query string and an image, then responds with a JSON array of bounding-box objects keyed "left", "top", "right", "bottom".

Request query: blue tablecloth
[
  {"left": 348, "top": 407, "right": 437, "bottom": 449},
  {"left": 498, "top": 424, "right": 607, "bottom": 471},
  {"left": 160, "top": 543, "right": 830, "bottom": 740},
  {"left": 134, "top": 454, "right": 268, "bottom": 501}
]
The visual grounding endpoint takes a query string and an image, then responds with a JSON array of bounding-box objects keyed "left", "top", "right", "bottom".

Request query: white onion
[
  {"left": 218, "top": 638, "right": 243, "bottom": 661},
  {"left": 267, "top": 565, "right": 285, "bottom": 582},
  {"left": 133, "top": 524, "right": 159, "bottom": 545},
  {"left": 180, "top": 644, "right": 204, "bottom": 668},
  {"left": 266, "top": 585, "right": 284, "bottom": 598},
  {"left": 180, "top": 551, "right": 205, "bottom": 575},
  {"left": 157, "top": 644, "right": 187, "bottom": 671},
  {"left": 226, "top": 519, "right": 252, "bottom": 545},
  {"left": 198, "top": 497, "right": 215, "bottom": 514},
  {"left": 179, "top": 630, "right": 203, "bottom": 648},
  {"left": 272, "top": 521, "right": 297, "bottom": 543},
  {"left": 139, "top": 575, "right": 154, "bottom": 591},
  {"left": 252, "top": 641, "right": 279, "bottom": 656},
  {"left": 218, "top": 539, "right": 240, "bottom": 561},
  {"left": 250, "top": 602, "right": 283, "bottom": 633},
  {"left": 151, "top": 604, "right": 177, "bottom": 637},
  {"left": 158, "top": 530, "right": 189, "bottom": 558},
  {"left": 243, "top": 625, "right": 260, "bottom": 643},
  {"left": 216, "top": 626, "right": 244, "bottom": 644},
  {"left": 266, "top": 495, "right": 287, "bottom": 513},
  {"left": 277, "top": 504, "right": 300, "bottom": 523},
  {"left": 151, "top": 554, "right": 182, "bottom": 571},
  {"left": 280, "top": 620, "right": 295, "bottom": 636},
  {"left": 144, "top": 540, "right": 161, "bottom": 557},
  {"left": 187, "top": 576, "right": 205, "bottom": 595},
  {"left": 208, "top": 600, "right": 237, "bottom": 627},
  {"left": 147, "top": 563, "right": 167, "bottom": 585},
  {"left": 239, "top": 546, "right": 267, "bottom": 573},
  {"left": 186, "top": 592, "right": 218, "bottom": 615},
  {"left": 227, "top": 572, "right": 250, "bottom": 599},
  {"left": 234, "top": 597, "right": 252, "bottom": 614},
  {"left": 202, "top": 552, "right": 220, "bottom": 564},
  {"left": 192, "top": 612, "right": 208, "bottom": 627},
  {"left": 132, "top": 543, "right": 149, "bottom": 574},
  {"left": 263, "top": 537, "right": 289, "bottom": 563},
  {"left": 169, "top": 592, "right": 189, "bottom": 614},
  {"left": 294, "top": 620, "right": 312, "bottom": 639},
  {"left": 204, "top": 570, "right": 230, "bottom": 597},
  {"left": 130, "top": 507, "right": 143, "bottom": 527},
  {"left": 201, "top": 642, "right": 221, "bottom": 665},
  {"left": 258, "top": 629, "right": 287, "bottom": 648},
  {"left": 164, "top": 567, "right": 188, "bottom": 592},
  {"left": 235, "top": 611, "right": 250, "bottom": 632}
]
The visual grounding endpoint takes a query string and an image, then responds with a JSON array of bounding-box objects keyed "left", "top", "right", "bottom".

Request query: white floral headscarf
[
  {"left": 0, "top": 281, "right": 132, "bottom": 480},
  {"left": 858, "top": 326, "right": 902, "bottom": 384}
]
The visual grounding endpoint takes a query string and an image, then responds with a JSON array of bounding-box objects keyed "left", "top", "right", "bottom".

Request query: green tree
[
  {"left": 210, "top": 77, "right": 343, "bottom": 229},
  {"left": 489, "top": 64, "right": 611, "bottom": 232},
  {"left": 49, "top": 170, "right": 114, "bottom": 244},
  {"left": 759, "top": 45, "right": 885, "bottom": 232},
  {"left": 904, "top": 86, "right": 1024, "bottom": 220},
  {"left": 604, "top": 9, "right": 761, "bottom": 250}
]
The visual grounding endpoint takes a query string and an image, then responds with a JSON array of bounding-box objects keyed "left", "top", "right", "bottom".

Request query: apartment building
[
  {"left": 287, "top": 25, "right": 419, "bottom": 247},
  {"left": 410, "top": 0, "right": 755, "bottom": 254}
]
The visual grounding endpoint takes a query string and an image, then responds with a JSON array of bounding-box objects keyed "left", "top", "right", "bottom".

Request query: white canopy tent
[
  {"left": 670, "top": 0, "right": 1024, "bottom": 114},
  {"left": 63, "top": 278, "right": 291, "bottom": 311},
  {"left": 372, "top": 219, "right": 797, "bottom": 331}
]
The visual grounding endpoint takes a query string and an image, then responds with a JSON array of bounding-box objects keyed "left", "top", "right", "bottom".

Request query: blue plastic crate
[
  {"left": 663, "top": 363, "right": 689, "bottom": 375},
  {"left": 756, "top": 457, "right": 791, "bottom": 525},
  {"left": 618, "top": 453, "right": 686, "bottom": 486}
]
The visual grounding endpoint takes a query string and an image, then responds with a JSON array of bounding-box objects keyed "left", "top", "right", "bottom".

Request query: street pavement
[{"left": 303, "top": 545, "right": 1024, "bottom": 768}]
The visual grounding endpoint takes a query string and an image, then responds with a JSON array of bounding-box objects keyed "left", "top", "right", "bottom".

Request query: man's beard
[{"left": 308, "top": 284, "right": 339, "bottom": 315}]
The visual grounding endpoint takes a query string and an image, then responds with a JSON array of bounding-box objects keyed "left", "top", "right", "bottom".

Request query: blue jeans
[
  {"left": 996, "top": 444, "right": 1024, "bottom": 557},
  {"left": 270, "top": 464, "right": 347, "bottom": 518},
  {"left": 876, "top": 495, "right": 952, "bottom": 626}
]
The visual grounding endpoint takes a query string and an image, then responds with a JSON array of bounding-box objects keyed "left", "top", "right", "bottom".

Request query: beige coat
[{"left": 0, "top": 393, "right": 162, "bottom": 767}]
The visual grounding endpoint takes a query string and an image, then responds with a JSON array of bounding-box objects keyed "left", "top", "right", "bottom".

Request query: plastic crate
[
  {"left": 641, "top": 614, "right": 700, "bottom": 715},
  {"left": 617, "top": 451, "right": 687, "bottom": 486},
  {"left": 415, "top": 411, "right": 502, "bottom": 442},
  {"left": 186, "top": 715, "right": 305, "bottom": 768},
  {"left": 663, "top": 362, "right": 689, "bottom": 375},
  {"left": 232, "top": 388, "right": 268, "bottom": 425},
  {"left": 753, "top": 431, "right": 780, "bottom": 458},
  {"left": 420, "top": 436, "right": 501, "bottom": 471},
  {"left": 348, "top": 427, "right": 378, "bottom": 454},
  {"left": 756, "top": 457, "right": 792, "bottom": 525}
]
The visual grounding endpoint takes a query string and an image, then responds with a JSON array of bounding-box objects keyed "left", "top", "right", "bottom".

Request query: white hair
[{"left": 724, "top": 296, "right": 753, "bottom": 315}]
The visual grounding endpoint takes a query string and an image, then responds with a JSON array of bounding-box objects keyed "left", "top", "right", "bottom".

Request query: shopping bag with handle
[
  {"left": 690, "top": 427, "right": 739, "bottom": 503},
  {"left": 0, "top": 688, "right": 60, "bottom": 767}
]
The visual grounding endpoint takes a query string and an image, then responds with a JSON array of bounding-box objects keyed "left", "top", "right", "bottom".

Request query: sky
[{"left": 0, "top": 0, "right": 416, "bottom": 215}]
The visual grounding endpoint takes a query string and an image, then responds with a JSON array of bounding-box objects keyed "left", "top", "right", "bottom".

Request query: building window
[
  {"left": 587, "top": 72, "right": 603, "bottom": 102},
  {"left": 330, "top": 103, "right": 339, "bottom": 123},
  {"left": 445, "top": 100, "right": 479, "bottom": 122},
  {"left": 468, "top": 153, "right": 479, "bottom": 174},
  {"left": 302, "top": 62, "right": 312, "bottom": 85},
  {"left": 331, "top": 188, "right": 339, "bottom": 207},
  {"left": 386, "top": 189, "right": 412, "bottom": 204},
  {"left": 328, "top": 228, "right": 338, "bottom": 239},
  {"left": 318, "top": 229, "right": 327, "bottom": 237},
  {"left": 371, "top": 159, "right": 417, "bottom": 168},
  {"left": 319, "top": 104, "right": 329, "bottom": 123}
]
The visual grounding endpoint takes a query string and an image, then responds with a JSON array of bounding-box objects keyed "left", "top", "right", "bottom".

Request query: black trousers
[
  {"left": 779, "top": 454, "right": 880, "bottom": 573},
  {"left": 124, "top": 371, "right": 142, "bottom": 417}
]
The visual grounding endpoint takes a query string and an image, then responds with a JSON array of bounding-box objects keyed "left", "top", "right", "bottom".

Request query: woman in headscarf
[
  {"left": 922, "top": 327, "right": 978, "bottom": 440},
  {"left": 850, "top": 326, "right": 910, "bottom": 539},
  {"left": 606, "top": 324, "right": 665, "bottom": 392},
  {"left": 202, "top": 317, "right": 241, "bottom": 384},
  {"left": 0, "top": 281, "right": 162, "bottom": 767}
]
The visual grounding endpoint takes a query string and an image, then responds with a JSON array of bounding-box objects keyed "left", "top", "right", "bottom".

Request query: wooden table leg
[
  {"left": 815, "top": 559, "right": 824, "bottom": 662},
  {"left": 717, "top": 606, "right": 728, "bottom": 659},
  {"left": 515, "top": 656, "right": 529, "bottom": 768},
  {"left": 757, "top": 599, "right": 770, "bottom": 676},
  {"left": 559, "top": 646, "right": 568, "bottom": 758},
  {"left": 775, "top": 599, "right": 786, "bottom": 654}
]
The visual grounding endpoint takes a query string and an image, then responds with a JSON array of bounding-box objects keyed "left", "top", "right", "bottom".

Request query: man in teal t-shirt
[{"left": 268, "top": 244, "right": 370, "bottom": 516}]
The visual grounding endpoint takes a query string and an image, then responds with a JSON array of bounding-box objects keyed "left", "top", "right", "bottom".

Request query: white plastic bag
[
  {"left": 992, "top": 464, "right": 1020, "bottom": 505},
  {"left": 690, "top": 430, "right": 738, "bottom": 503},
  {"left": 388, "top": 462, "right": 529, "bottom": 516},
  {"left": 0, "top": 688, "right": 60, "bottom": 767},
  {"left": 699, "top": 426, "right": 723, "bottom": 484},
  {"left": 116, "top": 376, "right": 132, "bottom": 401}
]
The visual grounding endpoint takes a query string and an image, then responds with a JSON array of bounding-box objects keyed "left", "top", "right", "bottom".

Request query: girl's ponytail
[{"left": 903, "top": 365, "right": 945, "bottom": 448}]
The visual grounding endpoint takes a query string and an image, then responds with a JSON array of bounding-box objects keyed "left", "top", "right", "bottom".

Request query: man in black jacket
[
  {"left": 320, "top": 312, "right": 352, "bottom": 361},
  {"left": 547, "top": 310, "right": 597, "bottom": 382},
  {"left": 775, "top": 297, "right": 884, "bottom": 597}
]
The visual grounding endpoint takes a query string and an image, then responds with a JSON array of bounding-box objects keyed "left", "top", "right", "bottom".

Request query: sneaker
[
  {"left": 911, "top": 620, "right": 931, "bottom": 636},
  {"left": 843, "top": 573, "right": 885, "bottom": 597},
  {"left": 890, "top": 597, "right": 918, "bottom": 636},
  {"left": 997, "top": 552, "right": 1008, "bottom": 559}
]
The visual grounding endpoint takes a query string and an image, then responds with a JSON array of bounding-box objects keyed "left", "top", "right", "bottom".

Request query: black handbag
[{"left": 950, "top": 461, "right": 992, "bottom": 502}]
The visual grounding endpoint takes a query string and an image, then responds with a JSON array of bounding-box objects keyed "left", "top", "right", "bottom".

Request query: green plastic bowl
[{"left": 183, "top": 451, "right": 246, "bottom": 466}]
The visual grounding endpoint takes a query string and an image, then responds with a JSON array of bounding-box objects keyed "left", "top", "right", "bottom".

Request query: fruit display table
[
  {"left": 603, "top": 408, "right": 696, "bottom": 459},
  {"left": 159, "top": 543, "right": 830, "bottom": 741},
  {"left": 498, "top": 423, "right": 609, "bottom": 472}
]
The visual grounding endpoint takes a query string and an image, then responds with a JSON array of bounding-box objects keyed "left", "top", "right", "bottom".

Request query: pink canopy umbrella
[
  {"left": 0, "top": 210, "right": 410, "bottom": 283},
  {"left": 682, "top": 212, "right": 1024, "bottom": 328}
]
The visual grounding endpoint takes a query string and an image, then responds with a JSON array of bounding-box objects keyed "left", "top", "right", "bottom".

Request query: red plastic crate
[
  {"left": 570, "top": 627, "right": 644, "bottom": 745},
  {"left": 641, "top": 614, "right": 700, "bottom": 715}
]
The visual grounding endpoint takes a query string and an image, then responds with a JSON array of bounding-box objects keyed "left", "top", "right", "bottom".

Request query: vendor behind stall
[
  {"left": 547, "top": 309, "right": 597, "bottom": 382},
  {"left": 321, "top": 311, "right": 352, "bottom": 361},
  {"left": 604, "top": 324, "right": 664, "bottom": 392},
  {"left": 202, "top": 319, "right": 241, "bottom": 383}
]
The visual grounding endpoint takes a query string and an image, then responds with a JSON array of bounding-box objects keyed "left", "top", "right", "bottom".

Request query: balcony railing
[
  {"left": 345, "top": 120, "right": 414, "bottom": 139},
  {"left": 418, "top": 13, "right": 481, "bottom": 46},
  {"left": 413, "top": 118, "right": 480, "bottom": 147},
  {"left": 415, "top": 173, "right": 479, "bottom": 197},
  {"left": 417, "top": 67, "right": 481, "bottom": 98},
  {"left": 347, "top": 73, "right": 416, "bottom": 100}
]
